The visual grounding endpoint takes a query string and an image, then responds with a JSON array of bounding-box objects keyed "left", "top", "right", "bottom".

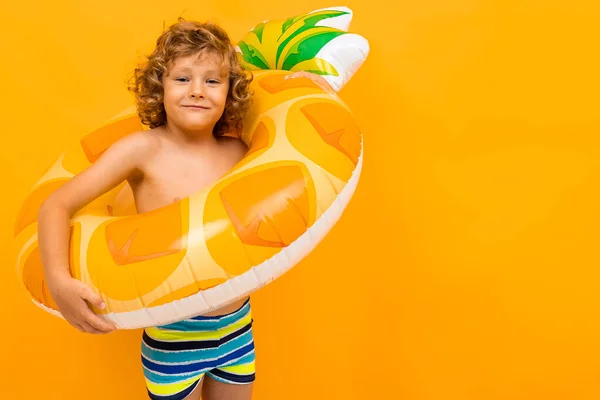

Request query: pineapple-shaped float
[{"left": 14, "top": 6, "right": 369, "bottom": 329}]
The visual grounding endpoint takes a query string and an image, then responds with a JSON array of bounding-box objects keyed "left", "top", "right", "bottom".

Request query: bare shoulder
[
  {"left": 218, "top": 135, "right": 248, "bottom": 159},
  {"left": 111, "top": 129, "right": 160, "bottom": 157},
  {"left": 41, "top": 129, "right": 161, "bottom": 214},
  {"left": 108, "top": 129, "right": 161, "bottom": 173}
]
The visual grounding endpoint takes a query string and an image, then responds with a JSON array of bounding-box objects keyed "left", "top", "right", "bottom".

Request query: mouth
[{"left": 183, "top": 105, "right": 210, "bottom": 110}]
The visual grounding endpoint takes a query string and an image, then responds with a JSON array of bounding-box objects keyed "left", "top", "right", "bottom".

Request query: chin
[{"left": 177, "top": 119, "right": 217, "bottom": 132}]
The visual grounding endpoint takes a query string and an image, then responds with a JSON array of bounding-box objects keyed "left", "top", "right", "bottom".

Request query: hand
[
  {"left": 47, "top": 275, "right": 116, "bottom": 334},
  {"left": 285, "top": 71, "right": 336, "bottom": 93}
]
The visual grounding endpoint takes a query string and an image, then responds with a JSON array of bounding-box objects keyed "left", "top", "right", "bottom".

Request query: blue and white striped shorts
[{"left": 141, "top": 298, "right": 255, "bottom": 400}]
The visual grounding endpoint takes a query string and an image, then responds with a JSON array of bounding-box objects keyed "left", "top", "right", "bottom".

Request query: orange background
[{"left": 2, "top": 0, "right": 600, "bottom": 399}]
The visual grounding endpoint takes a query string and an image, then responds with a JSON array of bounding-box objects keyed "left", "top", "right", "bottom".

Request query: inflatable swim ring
[{"left": 13, "top": 6, "right": 369, "bottom": 329}]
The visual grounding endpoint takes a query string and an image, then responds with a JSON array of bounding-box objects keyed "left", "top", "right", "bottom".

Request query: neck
[{"left": 164, "top": 121, "right": 219, "bottom": 148}]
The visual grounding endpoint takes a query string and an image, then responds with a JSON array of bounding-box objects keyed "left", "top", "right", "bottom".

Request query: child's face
[{"left": 162, "top": 51, "right": 230, "bottom": 133}]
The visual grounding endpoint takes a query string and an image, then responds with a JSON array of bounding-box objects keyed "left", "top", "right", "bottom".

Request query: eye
[
  {"left": 175, "top": 77, "right": 189, "bottom": 82},
  {"left": 207, "top": 79, "right": 220, "bottom": 84}
]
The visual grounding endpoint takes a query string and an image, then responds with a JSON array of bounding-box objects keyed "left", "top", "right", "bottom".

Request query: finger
[
  {"left": 70, "top": 321, "right": 86, "bottom": 333},
  {"left": 76, "top": 293, "right": 116, "bottom": 332},
  {"left": 86, "top": 323, "right": 109, "bottom": 335},
  {"left": 320, "top": 83, "right": 335, "bottom": 94},
  {"left": 84, "top": 310, "right": 116, "bottom": 332},
  {"left": 311, "top": 77, "right": 333, "bottom": 92},
  {"left": 88, "top": 318, "right": 115, "bottom": 333},
  {"left": 80, "top": 287, "right": 106, "bottom": 310},
  {"left": 284, "top": 71, "right": 306, "bottom": 80},
  {"left": 80, "top": 321, "right": 101, "bottom": 334},
  {"left": 63, "top": 316, "right": 84, "bottom": 332}
]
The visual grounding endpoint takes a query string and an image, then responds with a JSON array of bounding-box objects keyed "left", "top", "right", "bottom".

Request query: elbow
[
  {"left": 37, "top": 198, "right": 54, "bottom": 221},
  {"left": 38, "top": 197, "right": 70, "bottom": 221}
]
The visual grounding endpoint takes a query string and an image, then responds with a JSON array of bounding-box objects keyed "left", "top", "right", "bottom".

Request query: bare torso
[{"left": 128, "top": 127, "right": 248, "bottom": 317}]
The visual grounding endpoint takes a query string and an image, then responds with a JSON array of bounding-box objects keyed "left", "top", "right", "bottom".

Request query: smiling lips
[{"left": 184, "top": 105, "right": 209, "bottom": 110}]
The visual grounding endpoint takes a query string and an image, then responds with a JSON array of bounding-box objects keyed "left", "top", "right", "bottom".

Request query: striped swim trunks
[{"left": 141, "top": 298, "right": 256, "bottom": 400}]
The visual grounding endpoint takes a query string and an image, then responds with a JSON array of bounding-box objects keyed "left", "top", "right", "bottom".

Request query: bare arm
[{"left": 37, "top": 131, "right": 155, "bottom": 333}]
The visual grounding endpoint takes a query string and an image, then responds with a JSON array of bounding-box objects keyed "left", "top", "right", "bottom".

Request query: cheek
[
  {"left": 163, "top": 84, "right": 184, "bottom": 102},
  {"left": 217, "top": 89, "right": 230, "bottom": 107},
  {"left": 162, "top": 93, "right": 181, "bottom": 120}
]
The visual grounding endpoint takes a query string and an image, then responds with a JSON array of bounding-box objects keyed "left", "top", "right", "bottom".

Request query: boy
[{"left": 38, "top": 19, "right": 333, "bottom": 400}]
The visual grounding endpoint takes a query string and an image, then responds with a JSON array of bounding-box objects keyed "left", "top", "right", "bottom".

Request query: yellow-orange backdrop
[{"left": 2, "top": 0, "right": 600, "bottom": 399}]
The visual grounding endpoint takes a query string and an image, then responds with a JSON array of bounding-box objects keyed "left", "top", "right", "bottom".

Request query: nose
[{"left": 189, "top": 82, "right": 205, "bottom": 99}]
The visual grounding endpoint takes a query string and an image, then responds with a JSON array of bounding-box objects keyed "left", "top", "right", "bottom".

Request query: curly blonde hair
[{"left": 128, "top": 18, "right": 253, "bottom": 136}]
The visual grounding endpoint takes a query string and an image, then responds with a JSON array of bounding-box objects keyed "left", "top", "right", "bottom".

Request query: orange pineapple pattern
[{"left": 14, "top": 70, "right": 363, "bottom": 328}]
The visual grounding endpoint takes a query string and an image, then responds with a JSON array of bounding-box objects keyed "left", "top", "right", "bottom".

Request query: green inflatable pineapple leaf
[{"left": 237, "top": 9, "right": 350, "bottom": 76}]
